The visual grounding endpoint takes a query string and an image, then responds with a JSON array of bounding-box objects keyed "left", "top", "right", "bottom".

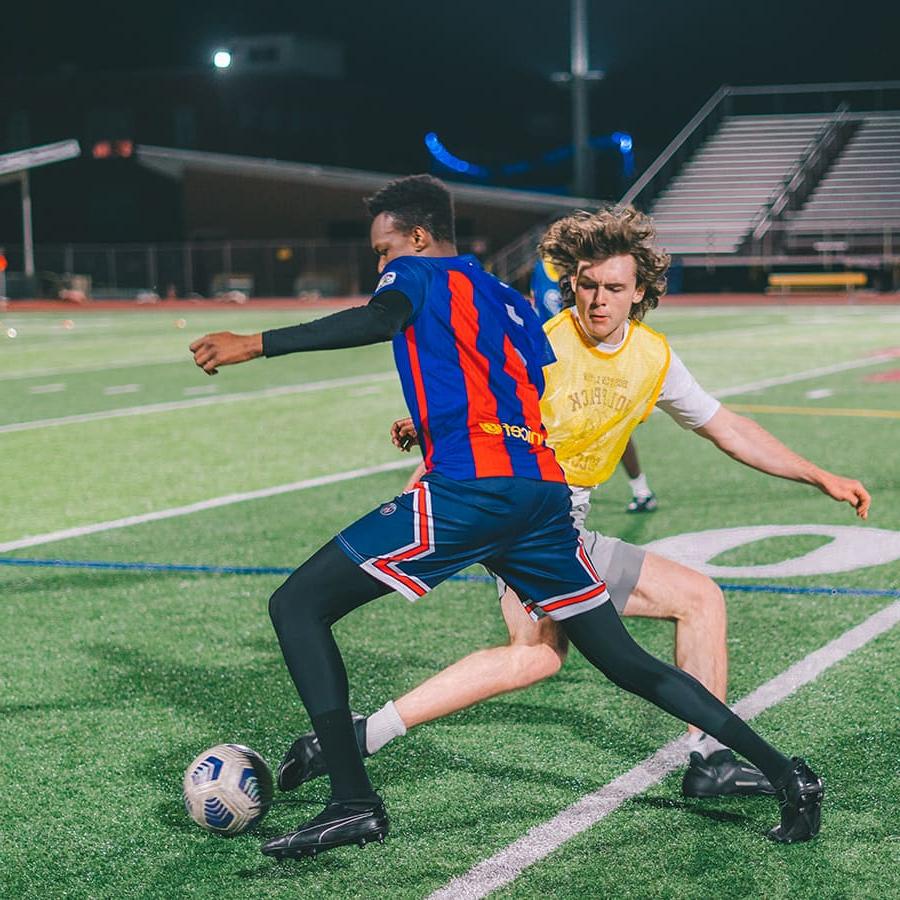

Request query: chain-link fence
[
  {"left": 0, "top": 239, "right": 389, "bottom": 299},
  {"left": 0, "top": 238, "right": 489, "bottom": 299}
]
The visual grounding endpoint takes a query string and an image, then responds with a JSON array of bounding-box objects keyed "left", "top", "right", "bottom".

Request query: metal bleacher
[
  {"left": 648, "top": 113, "right": 833, "bottom": 254},
  {"left": 488, "top": 82, "right": 900, "bottom": 287},
  {"left": 785, "top": 112, "right": 900, "bottom": 252}
]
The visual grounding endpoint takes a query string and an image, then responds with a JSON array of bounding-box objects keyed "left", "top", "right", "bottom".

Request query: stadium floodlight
[{"left": 213, "top": 49, "right": 233, "bottom": 70}]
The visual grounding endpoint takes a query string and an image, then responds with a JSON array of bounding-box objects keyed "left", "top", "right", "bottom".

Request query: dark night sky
[
  {"left": 2, "top": 0, "right": 900, "bottom": 78},
  {"left": 4, "top": 1, "right": 899, "bottom": 210},
  {"left": 7, "top": 1, "right": 897, "bottom": 84}
]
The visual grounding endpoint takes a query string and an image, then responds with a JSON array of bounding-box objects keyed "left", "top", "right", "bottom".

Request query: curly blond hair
[{"left": 538, "top": 206, "right": 670, "bottom": 322}]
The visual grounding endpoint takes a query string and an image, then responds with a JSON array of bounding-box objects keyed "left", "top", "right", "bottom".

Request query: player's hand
[
  {"left": 391, "top": 417, "right": 418, "bottom": 451},
  {"left": 817, "top": 473, "right": 871, "bottom": 519},
  {"left": 189, "top": 332, "right": 263, "bottom": 375}
]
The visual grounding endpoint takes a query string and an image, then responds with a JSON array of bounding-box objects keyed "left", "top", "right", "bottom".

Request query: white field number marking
[{"left": 645, "top": 524, "right": 900, "bottom": 578}]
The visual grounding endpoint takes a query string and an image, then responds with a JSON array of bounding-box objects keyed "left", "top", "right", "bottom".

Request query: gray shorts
[
  {"left": 495, "top": 530, "right": 644, "bottom": 615},
  {"left": 563, "top": 485, "right": 646, "bottom": 612},
  {"left": 577, "top": 529, "right": 646, "bottom": 613}
]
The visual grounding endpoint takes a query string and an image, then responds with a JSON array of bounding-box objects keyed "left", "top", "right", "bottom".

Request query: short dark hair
[{"left": 364, "top": 174, "right": 456, "bottom": 244}]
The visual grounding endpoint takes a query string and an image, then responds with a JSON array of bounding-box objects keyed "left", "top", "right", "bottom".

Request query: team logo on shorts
[{"left": 380, "top": 502, "right": 397, "bottom": 516}]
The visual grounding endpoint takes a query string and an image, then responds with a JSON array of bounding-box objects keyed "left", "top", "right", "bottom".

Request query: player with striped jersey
[{"left": 191, "top": 181, "right": 845, "bottom": 858}]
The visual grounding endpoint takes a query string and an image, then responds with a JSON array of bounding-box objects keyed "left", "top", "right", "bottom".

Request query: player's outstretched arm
[
  {"left": 190, "top": 290, "right": 413, "bottom": 375},
  {"left": 695, "top": 406, "right": 871, "bottom": 518},
  {"left": 190, "top": 332, "right": 263, "bottom": 375}
]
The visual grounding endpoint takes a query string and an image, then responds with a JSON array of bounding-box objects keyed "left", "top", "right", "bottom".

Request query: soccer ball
[{"left": 183, "top": 743, "right": 274, "bottom": 836}]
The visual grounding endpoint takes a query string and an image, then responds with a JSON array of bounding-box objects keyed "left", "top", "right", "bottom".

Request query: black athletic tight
[
  {"left": 268, "top": 539, "right": 791, "bottom": 801},
  {"left": 560, "top": 603, "right": 791, "bottom": 783},
  {"left": 268, "top": 540, "right": 391, "bottom": 800}
]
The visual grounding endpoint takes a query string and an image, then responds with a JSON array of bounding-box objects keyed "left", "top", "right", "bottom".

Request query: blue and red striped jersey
[{"left": 374, "top": 254, "right": 565, "bottom": 483}]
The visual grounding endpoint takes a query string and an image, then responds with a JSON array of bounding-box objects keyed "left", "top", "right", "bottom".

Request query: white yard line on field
[
  {"left": 0, "top": 459, "right": 417, "bottom": 553},
  {"left": 0, "top": 354, "right": 189, "bottom": 382},
  {"left": 0, "top": 371, "right": 397, "bottom": 434},
  {"left": 667, "top": 322, "right": 783, "bottom": 344},
  {"left": 429, "top": 600, "right": 900, "bottom": 900},
  {"left": 711, "top": 352, "right": 897, "bottom": 399},
  {"left": 183, "top": 384, "right": 220, "bottom": 396},
  {"left": 5, "top": 342, "right": 896, "bottom": 434}
]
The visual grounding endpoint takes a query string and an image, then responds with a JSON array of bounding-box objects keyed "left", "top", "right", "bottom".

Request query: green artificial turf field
[{"left": 1, "top": 304, "right": 898, "bottom": 899}]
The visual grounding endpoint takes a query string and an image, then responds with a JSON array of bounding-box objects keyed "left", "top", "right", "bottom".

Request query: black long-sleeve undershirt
[{"left": 261, "top": 290, "right": 413, "bottom": 358}]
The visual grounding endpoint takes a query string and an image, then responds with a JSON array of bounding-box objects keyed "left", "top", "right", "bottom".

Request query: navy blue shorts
[{"left": 336, "top": 472, "right": 609, "bottom": 621}]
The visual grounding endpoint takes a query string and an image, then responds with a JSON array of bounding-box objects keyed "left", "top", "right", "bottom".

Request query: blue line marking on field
[
  {"left": 0, "top": 557, "right": 294, "bottom": 575},
  {"left": 0, "top": 556, "right": 898, "bottom": 598}
]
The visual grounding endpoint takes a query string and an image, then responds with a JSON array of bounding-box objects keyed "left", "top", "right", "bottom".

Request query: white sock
[
  {"left": 365, "top": 701, "right": 407, "bottom": 755},
  {"left": 628, "top": 472, "right": 652, "bottom": 498},
  {"left": 688, "top": 731, "right": 728, "bottom": 760}
]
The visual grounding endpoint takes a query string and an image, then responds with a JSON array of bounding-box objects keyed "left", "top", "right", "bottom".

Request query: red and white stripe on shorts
[
  {"left": 532, "top": 537, "right": 609, "bottom": 621},
  {"left": 360, "top": 482, "right": 435, "bottom": 601}
]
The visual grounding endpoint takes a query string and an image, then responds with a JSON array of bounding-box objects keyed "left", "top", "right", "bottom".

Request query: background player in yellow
[{"left": 279, "top": 206, "right": 870, "bottom": 798}]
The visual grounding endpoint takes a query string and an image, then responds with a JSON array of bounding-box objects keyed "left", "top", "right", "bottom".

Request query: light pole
[
  {"left": 553, "top": 0, "right": 604, "bottom": 198},
  {"left": 571, "top": 0, "right": 592, "bottom": 197},
  {"left": 20, "top": 170, "right": 34, "bottom": 278}
]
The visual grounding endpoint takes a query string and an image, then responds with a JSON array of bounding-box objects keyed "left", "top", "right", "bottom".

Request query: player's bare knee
[
  {"left": 681, "top": 581, "right": 726, "bottom": 639},
  {"left": 703, "top": 579, "right": 727, "bottom": 629},
  {"left": 550, "top": 627, "right": 569, "bottom": 669},
  {"left": 673, "top": 575, "right": 725, "bottom": 624},
  {"left": 509, "top": 641, "right": 563, "bottom": 687}
]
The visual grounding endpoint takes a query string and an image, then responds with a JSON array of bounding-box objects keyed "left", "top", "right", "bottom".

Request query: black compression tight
[
  {"left": 268, "top": 541, "right": 793, "bottom": 800},
  {"left": 562, "top": 601, "right": 792, "bottom": 786},
  {"left": 268, "top": 539, "right": 390, "bottom": 800}
]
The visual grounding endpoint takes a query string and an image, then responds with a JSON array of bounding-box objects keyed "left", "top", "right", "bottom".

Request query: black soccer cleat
[
  {"left": 681, "top": 749, "right": 775, "bottom": 798},
  {"left": 767, "top": 758, "right": 824, "bottom": 844},
  {"left": 261, "top": 797, "right": 388, "bottom": 859},
  {"left": 277, "top": 713, "right": 368, "bottom": 792},
  {"left": 626, "top": 492, "right": 658, "bottom": 513}
]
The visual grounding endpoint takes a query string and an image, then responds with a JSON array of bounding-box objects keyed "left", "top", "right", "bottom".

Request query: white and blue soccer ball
[{"left": 183, "top": 743, "right": 274, "bottom": 836}]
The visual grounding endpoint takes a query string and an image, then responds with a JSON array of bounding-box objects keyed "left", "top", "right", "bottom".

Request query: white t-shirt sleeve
[{"left": 655, "top": 349, "right": 720, "bottom": 430}]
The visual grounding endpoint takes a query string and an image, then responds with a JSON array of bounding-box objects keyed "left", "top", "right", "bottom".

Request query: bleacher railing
[
  {"left": 746, "top": 103, "right": 855, "bottom": 247},
  {"left": 619, "top": 85, "right": 731, "bottom": 211},
  {"left": 487, "top": 223, "right": 555, "bottom": 287}
]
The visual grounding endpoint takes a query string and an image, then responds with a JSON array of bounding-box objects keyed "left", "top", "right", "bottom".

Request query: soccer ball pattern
[{"left": 183, "top": 743, "right": 274, "bottom": 836}]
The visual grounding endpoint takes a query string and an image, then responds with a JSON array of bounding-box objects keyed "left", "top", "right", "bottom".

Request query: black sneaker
[
  {"left": 261, "top": 797, "right": 388, "bottom": 859},
  {"left": 767, "top": 758, "right": 824, "bottom": 844},
  {"left": 682, "top": 749, "right": 776, "bottom": 798},
  {"left": 277, "top": 713, "right": 368, "bottom": 792}
]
